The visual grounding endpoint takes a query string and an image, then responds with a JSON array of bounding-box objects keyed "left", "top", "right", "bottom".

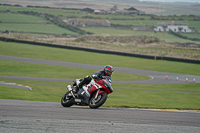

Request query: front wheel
[
  {"left": 61, "top": 92, "right": 73, "bottom": 107},
  {"left": 89, "top": 93, "right": 107, "bottom": 109}
]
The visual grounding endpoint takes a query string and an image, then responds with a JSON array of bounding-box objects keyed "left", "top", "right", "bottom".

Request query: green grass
[
  {"left": 0, "top": 41, "right": 199, "bottom": 110},
  {"left": 0, "top": 79, "right": 68, "bottom": 102},
  {"left": 109, "top": 20, "right": 200, "bottom": 32},
  {"left": 0, "top": 41, "right": 200, "bottom": 76},
  {"left": 0, "top": 78, "right": 199, "bottom": 110},
  {"left": 187, "top": 21, "right": 200, "bottom": 32},
  {"left": 0, "top": 5, "right": 200, "bottom": 110},
  {"left": 106, "top": 85, "right": 200, "bottom": 110},
  {"left": 1, "top": 5, "right": 200, "bottom": 43},
  {"left": 0, "top": 12, "right": 48, "bottom": 23},
  {"left": 181, "top": 33, "right": 200, "bottom": 39},
  {"left": 79, "top": 27, "right": 200, "bottom": 43},
  {"left": 0, "top": 5, "right": 79, "bottom": 16},
  {"left": 115, "top": 83, "right": 200, "bottom": 93},
  {"left": 0, "top": 60, "right": 149, "bottom": 81},
  {"left": 0, "top": 23, "right": 78, "bottom": 35}
]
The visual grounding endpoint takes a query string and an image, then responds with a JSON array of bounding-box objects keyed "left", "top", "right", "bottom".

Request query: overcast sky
[{"left": 139, "top": 0, "right": 200, "bottom": 3}]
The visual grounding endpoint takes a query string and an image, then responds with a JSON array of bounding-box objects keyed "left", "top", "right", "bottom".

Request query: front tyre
[
  {"left": 89, "top": 93, "right": 107, "bottom": 109},
  {"left": 61, "top": 92, "right": 73, "bottom": 107}
]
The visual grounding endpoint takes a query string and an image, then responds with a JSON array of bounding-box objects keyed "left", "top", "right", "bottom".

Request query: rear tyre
[
  {"left": 89, "top": 93, "right": 107, "bottom": 109},
  {"left": 61, "top": 92, "right": 73, "bottom": 107}
]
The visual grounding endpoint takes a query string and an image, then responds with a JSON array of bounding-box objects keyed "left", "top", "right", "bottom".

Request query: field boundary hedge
[
  {"left": 0, "top": 37, "right": 199, "bottom": 64},
  {"left": 169, "top": 30, "right": 200, "bottom": 41}
]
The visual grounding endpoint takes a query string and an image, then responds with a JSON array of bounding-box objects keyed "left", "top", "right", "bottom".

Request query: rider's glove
[{"left": 92, "top": 74, "right": 98, "bottom": 79}]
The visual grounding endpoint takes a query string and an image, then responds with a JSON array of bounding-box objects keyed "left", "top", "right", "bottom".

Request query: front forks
[
  {"left": 94, "top": 89, "right": 100, "bottom": 99},
  {"left": 67, "top": 85, "right": 76, "bottom": 98}
]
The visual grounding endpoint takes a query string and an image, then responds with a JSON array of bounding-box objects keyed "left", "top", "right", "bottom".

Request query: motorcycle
[{"left": 61, "top": 76, "right": 113, "bottom": 109}]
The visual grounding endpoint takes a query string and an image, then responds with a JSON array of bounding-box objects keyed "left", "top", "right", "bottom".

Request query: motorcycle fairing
[
  {"left": 73, "top": 88, "right": 89, "bottom": 105},
  {"left": 71, "top": 78, "right": 112, "bottom": 105},
  {"left": 102, "top": 79, "right": 113, "bottom": 93},
  {"left": 94, "top": 79, "right": 113, "bottom": 94}
]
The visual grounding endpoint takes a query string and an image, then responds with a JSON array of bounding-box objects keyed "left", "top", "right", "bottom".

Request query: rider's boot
[
  {"left": 72, "top": 81, "right": 78, "bottom": 92},
  {"left": 73, "top": 86, "right": 79, "bottom": 92}
]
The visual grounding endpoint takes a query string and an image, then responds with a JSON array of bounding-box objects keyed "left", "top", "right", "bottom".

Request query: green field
[
  {"left": 0, "top": 12, "right": 48, "bottom": 23},
  {"left": 0, "top": 5, "right": 200, "bottom": 42},
  {"left": 181, "top": 33, "right": 200, "bottom": 39},
  {"left": 0, "top": 5, "right": 79, "bottom": 16},
  {"left": 0, "top": 60, "right": 149, "bottom": 81},
  {"left": 0, "top": 41, "right": 200, "bottom": 110},
  {"left": 1, "top": 41, "right": 200, "bottom": 75},
  {"left": 0, "top": 4, "right": 200, "bottom": 110},
  {"left": 0, "top": 78, "right": 199, "bottom": 110},
  {"left": 109, "top": 20, "right": 200, "bottom": 32},
  {"left": 0, "top": 23, "right": 78, "bottom": 34},
  {"left": 0, "top": 12, "right": 78, "bottom": 35},
  {"left": 80, "top": 27, "right": 200, "bottom": 43}
]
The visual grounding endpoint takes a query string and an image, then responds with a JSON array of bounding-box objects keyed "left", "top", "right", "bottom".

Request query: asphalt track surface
[
  {"left": 1, "top": 55, "right": 200, "bottom": 132},
  {"left": 0, "top": 99, "right": 200, "bottom": 133}
]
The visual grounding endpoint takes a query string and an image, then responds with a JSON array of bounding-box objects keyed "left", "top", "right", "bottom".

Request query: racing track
[
  {"left": 1, "top": 55, "right": 200, "bottom": 84},
  {"left": 0, "top": 55, "right": 200, "bottom": 132},
  {"left": 0, "top": 99, "right": 200, "bottom": 133}
]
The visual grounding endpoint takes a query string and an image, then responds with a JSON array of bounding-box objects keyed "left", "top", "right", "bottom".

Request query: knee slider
[{"left": 84, "top": 76, "right": 92, "bottom": 84}]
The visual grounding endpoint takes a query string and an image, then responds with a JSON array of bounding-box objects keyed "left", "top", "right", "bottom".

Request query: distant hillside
[
  {"left": 192, "top": 4, "right": 200, "bottom": 7},
  {"left": 0, "top": 0, "right": 200, "bottom": 15}
]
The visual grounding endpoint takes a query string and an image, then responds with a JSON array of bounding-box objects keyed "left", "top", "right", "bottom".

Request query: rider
[{"left": 74, "top": 65, "right": 114, "bottom": 92}]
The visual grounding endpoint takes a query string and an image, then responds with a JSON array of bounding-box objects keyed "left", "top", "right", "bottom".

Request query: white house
[{"left": 154, "top": 22, "right": 192, "bottom": 33}]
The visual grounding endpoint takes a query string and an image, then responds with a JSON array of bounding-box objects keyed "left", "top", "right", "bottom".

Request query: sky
[{"left": 139, "top": 0, "right": 200, "bottom": 3}]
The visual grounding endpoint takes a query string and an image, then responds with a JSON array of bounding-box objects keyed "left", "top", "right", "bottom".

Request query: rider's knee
[{"left": 84, "top": 75, "right": 92, "bottom": 84}]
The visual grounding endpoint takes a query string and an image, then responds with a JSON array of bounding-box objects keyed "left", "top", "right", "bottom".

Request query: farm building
[
  {"left": 154, "top": 22, "right": 192, "bottom": 33},
  {"left": 93, "top": 9, "right": 108, "bottom": 14},
  {"left": 67, "top": 18, "right": 111, "bottom": 27},
  {"left": 124, "top": 7, "right": 145, "bottom": 15},
  {"left": 109, "top": 6, "right": 145, "bottom": 15},
  {"left": 80, "top": 8, "right": 94, "bottom": 14},
  {"left": 79, "top": 6, "right": 145, "bottom": 15}
]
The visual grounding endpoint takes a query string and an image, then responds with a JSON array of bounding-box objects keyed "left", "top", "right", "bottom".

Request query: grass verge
[
  {"left": 0, "top": 60, "right": 150, "bottom": 81},
  {"left": 0, "top": 78, "right": 199, "bottom": 110},
  {"left": 0, "top": 41, "right": 200, "bottom": 110},
  {"left": 0, "top": 41, "right": 200, "bottom": 76}
]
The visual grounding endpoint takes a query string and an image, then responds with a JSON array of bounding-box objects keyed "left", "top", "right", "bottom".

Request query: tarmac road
[
  {"left": 0, "top": 99, "right": 200, "bottom": 133},
  {"left": 1, "top": 55, "right": 200, "bottom": 85}
]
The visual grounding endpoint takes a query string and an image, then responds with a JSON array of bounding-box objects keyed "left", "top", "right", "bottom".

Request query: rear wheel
[
  {"left": 61, "top": 92, "right": 73, "bottom": 107},
  {"left": 89, "top": 93, "right": 107, "bottom": 109}
]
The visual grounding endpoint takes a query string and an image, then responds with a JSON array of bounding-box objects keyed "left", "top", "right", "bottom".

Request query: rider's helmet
[{"left": 104, "top": 65, "right": 114, "bottom": 76}]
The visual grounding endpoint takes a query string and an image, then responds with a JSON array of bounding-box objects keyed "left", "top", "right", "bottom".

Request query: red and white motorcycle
[{"left": 61, "top": 76, "right": 113, "bottom": 109}]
